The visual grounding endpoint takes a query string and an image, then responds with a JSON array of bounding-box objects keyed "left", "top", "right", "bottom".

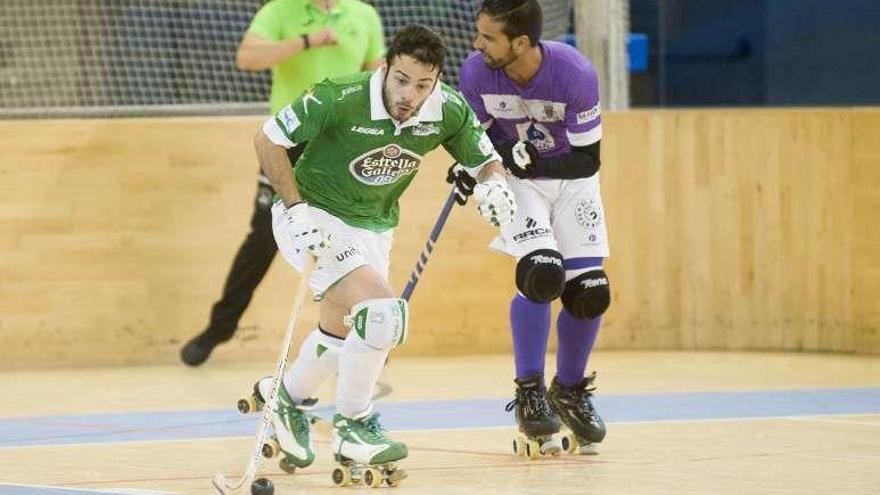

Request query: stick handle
[{"left": 401, "top": 187, "right": 457, "bottom": 302}]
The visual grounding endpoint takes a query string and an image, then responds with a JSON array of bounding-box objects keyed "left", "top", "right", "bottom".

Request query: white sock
[
  {"left": 335, "top": 333, "right": 389, "bottom": 419},
  {"left": 283, "top": 328, "right": 343, "bottom": 402}
]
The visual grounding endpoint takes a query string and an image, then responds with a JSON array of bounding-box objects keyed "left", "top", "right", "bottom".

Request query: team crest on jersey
[
  {"left": 575, "top": 198, "right": 603, "bottom": 230},
  {"left": 516, "top": 122, "right": 555, "bottom": 152},
  {"left": 349, "top": 144, "right": 422, "bottom": 186}
]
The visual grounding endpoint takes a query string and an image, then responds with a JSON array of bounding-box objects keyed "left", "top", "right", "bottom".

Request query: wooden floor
[{"left": 1, "top": 351, "right": 879, "bottom": 494}]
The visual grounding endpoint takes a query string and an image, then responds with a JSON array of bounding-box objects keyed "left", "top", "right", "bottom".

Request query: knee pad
[
  {"left": 347, "top": 298, "right": 408, "bottom": 350},
  {"left": 561, "top": 269, "right": 611, "bottom": 320},
  {"left": 516, "top": 249, "right": 566, "bottom": 303}
]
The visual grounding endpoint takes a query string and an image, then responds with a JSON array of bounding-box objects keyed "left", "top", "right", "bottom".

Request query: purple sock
[
  {"left": 556, "top": 308, "right": 602, "bottom": 387},
  {"left": 510, "top": 293, "right": 551, "bottom": 380}
]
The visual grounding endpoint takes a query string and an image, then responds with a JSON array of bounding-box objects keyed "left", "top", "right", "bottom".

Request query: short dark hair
[
  {"left": 480, "top": 0, "right": 543, "bottom": 46},
  {"left": 385, "top": 25, "right": 446, "bottom": 73}
]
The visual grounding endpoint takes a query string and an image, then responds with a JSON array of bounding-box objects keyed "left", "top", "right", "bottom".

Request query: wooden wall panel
[
  {"left": 600, "top": 109, "right": 861, "bottom": 353},
  {"left": 850, "top": 111, "right": 880, "bottom": 353},
  {"left": 0, "top": 109, "right": 877, "bottom": 368}
]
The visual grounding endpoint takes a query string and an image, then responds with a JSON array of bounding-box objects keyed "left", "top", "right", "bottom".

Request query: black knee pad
[
  {"left": 515, "top": 249, "right": 566, "bottom": 303},
  {"left": 561, "top": 269, "right": 611, "bottom": 319}
]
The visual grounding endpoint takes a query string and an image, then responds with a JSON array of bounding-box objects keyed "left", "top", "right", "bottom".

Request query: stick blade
[{"left": 211, "top": 472, "right": 231, "bottom": 494}]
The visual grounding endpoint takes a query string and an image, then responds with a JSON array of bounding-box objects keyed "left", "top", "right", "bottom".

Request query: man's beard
[
  {"left": 383, "top": 87, "right": 420, "bottom": 121},
  {"left": 482, "top": 50, "right": 516, "bottom": 70}
]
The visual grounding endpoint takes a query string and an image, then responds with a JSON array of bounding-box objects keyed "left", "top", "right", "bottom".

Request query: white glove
[
  {"left": 281, "top": 202, "right": 330, "bottom": 257},
  {"left": 473, "top": 179, "right": 516, "bottom": 227}
]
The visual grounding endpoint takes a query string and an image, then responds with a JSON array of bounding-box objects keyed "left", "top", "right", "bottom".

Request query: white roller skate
[
  {"left": 330, "top": 412, "right": 408, "bottom": 488},
  {"left": 237, "top": 376, "right": 319, "bottom": 473}
]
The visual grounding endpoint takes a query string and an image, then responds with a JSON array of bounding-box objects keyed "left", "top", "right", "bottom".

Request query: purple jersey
[{"left": 459, "top": 41, "right": 602, "bottom": 158}]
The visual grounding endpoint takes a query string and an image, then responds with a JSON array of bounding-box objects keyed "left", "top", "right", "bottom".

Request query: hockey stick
[
  {"left": 212, "top": 257, "right": 315, "bottom": 495},
  {"left": 401, "top": 186, "right": 458, "bottom": 301}
]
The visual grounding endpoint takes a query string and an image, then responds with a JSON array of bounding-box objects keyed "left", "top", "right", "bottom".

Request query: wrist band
[{"left": 301, "top": 34, "right": 310, "bottom": 49}]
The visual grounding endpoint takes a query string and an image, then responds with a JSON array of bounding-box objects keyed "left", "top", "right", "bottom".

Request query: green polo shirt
[{"left": 248, "top": 0, "right": 385, "bottom": 113}]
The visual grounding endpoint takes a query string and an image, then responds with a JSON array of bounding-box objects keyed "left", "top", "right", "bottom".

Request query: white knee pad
[{"left": 346, "top": 298, "right": 408, "bottom": 350}]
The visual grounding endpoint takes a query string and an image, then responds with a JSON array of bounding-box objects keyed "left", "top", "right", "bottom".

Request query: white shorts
[
  {"left": 271, "top": 202, "right": 393, "bottom": 298},
  {"left": 489, "top": 174, "right": 610, "bottom": 274}
]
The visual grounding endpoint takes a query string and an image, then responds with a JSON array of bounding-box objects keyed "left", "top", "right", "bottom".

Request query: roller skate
[
  {"left": 505, "top": 374, "right": 568, "bottom": 459},
  {"left": 237, "top": 376, "right": 319, "bottom": 473},
  {"left": 330, "top": 412, "right": 408, "bottom": 488},
  {"left": 548, "top": 372, "right": 607, "bottom": 455}
]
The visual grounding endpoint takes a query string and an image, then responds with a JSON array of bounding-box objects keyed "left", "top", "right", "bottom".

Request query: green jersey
[
  {"left": 265, "top": 70, "right": 498, "bottom": 231},
  {"left": 248, "top": 0, "right": 385, "bottom": 113}
]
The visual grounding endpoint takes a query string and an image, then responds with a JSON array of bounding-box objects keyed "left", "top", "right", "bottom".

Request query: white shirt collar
[{"left": 369, "top": 68, "right": 443, "bottom": 130}]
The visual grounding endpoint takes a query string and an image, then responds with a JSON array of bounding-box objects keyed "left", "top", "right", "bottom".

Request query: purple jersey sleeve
[
  {"left": 564, "top": 55, "right": 602, "bottom": 147},
  {"left": 458, "top": 53, "right": 492, "bottom": 125}
]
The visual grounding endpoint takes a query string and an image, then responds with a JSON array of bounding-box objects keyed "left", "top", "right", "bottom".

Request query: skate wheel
[
  {"left": 237, "top": 396, "right": 258, "bottom": 414},
  {"left": 524, "top": 439, "right": 541, "bottom": 460},
  {"left": 279, "top": 457, "right": 298, "bottom": 474},
  {"left": 261, "top": 438, "right": 280, "bottom": 459},
  {"left": 363, "top": 468, "right": 382, "bottom": 488},
  {"left": 332, "top": 466, "right": 352, "bottom": 487},
  {"left": 512, "top": 436, "right": 524, "bottom": 457},
  {"left": 564, "top": 434, "right": 579, "bottom": 454},
  {"left": 561, "top": 434, "right": 572, "bottom": 453}
]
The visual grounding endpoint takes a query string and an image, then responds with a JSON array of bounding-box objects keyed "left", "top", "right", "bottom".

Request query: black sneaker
[{"left": 180, "top": 330, "right": 227, "bottom": 366}]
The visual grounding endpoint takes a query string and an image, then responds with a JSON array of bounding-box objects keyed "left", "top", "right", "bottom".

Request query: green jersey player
[{"left": 250, "top": 25, "right": 515, "bottom": 484}]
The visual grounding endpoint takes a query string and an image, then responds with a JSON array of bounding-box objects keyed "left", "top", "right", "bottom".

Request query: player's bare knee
[
  {"left": 561, "top": 269, "right": 611, "bottom": 320},
  {"left": 516, "top": 249, "right": 566, "bottom": 303},
  {"left": 347, "top": 298, "right": 409, "bottom": 350}
]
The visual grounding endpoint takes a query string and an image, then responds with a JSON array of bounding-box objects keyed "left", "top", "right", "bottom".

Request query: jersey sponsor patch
[
  {"left": 482, "top": 94, "right": 567, "bottom": 122},
  {"left": 351, "top": 125, "right": 384, "bottom": 135},
  {"left": 337, "top": 85, "right": 363, "bottom": 101},
  {"left": 522, "top": 99, "right": 566, "bottom": 122},
  {"left": 412, "top": 123, "right": 440, "bottom": 136},
  {"left": 349, "top": 144, "right": 422, "bottom": 186},
  {"left": 482, "top": 94, "right": 528, "bottom": 119},
  {"left": 576, "top": 103, "right": 601, "bottom": 124},
  {"left": 512, "top": 225, "right": 553, "bottom": 243},
  {"left": 278, "top": 104, "right": 300, "bottom": 135}
]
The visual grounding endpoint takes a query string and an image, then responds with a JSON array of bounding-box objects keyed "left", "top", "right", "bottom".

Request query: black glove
[
  {"left": 495, "top": 140, "right": 539, "bottom": 179},
  {"left": 446, "top": 163, "right": 477, "bottom": 205}
]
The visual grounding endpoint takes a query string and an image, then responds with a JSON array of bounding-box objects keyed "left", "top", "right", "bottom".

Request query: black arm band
[
  {"left": 286, "top": 141, "right": 306, "bottom": 166},
  {"left": 533, "top": 141, "right": 601, "bottom": 179},
  {"left": 301, "top": 34, "right": 310, "bottom": 49}
]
